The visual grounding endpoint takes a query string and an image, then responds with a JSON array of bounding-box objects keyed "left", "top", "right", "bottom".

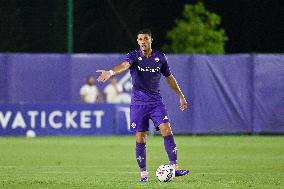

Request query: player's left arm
[{"left": 165, "top": 75, "right": 188, "bottom": 111}]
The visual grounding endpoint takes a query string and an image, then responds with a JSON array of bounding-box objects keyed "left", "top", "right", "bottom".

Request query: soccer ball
[
  {"left": 26, "top": 130, "right": 36, "bottom": 138},
  {"left": 156, "top": 164, "right": 175, "bottom": 182}
]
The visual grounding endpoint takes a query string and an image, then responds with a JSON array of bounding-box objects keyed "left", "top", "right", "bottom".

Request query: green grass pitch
[{"left": 0, "top": 136, "right": 283, "bottom": 189}]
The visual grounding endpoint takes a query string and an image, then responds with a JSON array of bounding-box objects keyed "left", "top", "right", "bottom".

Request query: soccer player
[{"left": 96, "top": 29, "right": 190, "bottom": 182}]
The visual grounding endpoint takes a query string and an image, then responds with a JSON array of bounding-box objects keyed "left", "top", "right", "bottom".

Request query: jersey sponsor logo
[{"left": 137, "top": 65, "right": 160, "bottom": 73}]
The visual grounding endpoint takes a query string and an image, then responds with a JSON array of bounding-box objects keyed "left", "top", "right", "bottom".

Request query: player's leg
[
  {"left": 136, "top": 131, "right": 148, "bottom": 182},
  {"left": 130, "top": 105, "right": 150, "bottom": 182},
  {"left": 148, "top": 103, "right": 177, "bottom": 165},
  {"left": 159, "top": 123, "right": 190, "bottom": 176},
  {"left": 149, "top": 103, "right": 190, "bottom": 177},
  {"left": 159, "top": 123, "right": 178, "bottom": 165}
]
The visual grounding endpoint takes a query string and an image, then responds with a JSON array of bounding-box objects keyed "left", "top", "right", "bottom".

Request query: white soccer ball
[
  {"left": 156, "top": 164, "right": 175, "bottom": 182},
  {"left": 26, "top": 130, "right": 36, "bottom": 138}
]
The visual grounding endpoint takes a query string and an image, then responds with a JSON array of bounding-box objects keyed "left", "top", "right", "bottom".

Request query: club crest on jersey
[
  {"left": 138, "top": 57, "right": 142, "bottom": 61},
  {"left": 154, "top": 57, "right": 160, "bottom": 62}
]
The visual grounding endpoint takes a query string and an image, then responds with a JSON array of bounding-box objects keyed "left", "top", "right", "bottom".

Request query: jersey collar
[{"left": 138, "top": 49, "right": 156, "bottom": 58}]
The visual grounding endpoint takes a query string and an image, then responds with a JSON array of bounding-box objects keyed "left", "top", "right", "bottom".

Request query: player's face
[{"left": 137, "top": 34, "right": 152, "bottom": 52}]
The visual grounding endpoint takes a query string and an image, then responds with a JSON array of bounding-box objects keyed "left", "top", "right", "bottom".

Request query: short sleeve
[
  {"left": 118, "top": 84, "right": 123, "bottom": 93},
  {"left": 80, "top": 85, "right": 86, "bottom": 95},
  {"left": 124, "top": 51, "right": 136, "bottom": 65},
  {"left": 160, "top": 54, "right": 171, "bottom": 77}
]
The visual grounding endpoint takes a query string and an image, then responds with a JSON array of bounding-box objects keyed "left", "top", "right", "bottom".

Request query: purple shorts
[{"left": 130, "top": 102, "right": 169, "bottom": 132}]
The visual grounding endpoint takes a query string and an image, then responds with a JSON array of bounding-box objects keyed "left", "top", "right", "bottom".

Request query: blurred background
[
  {"left": 1, "top": 0, "right": 283, "bottom": 53},
  {"left": 0, "top": 0, "right": 283, "bottom": 136}
]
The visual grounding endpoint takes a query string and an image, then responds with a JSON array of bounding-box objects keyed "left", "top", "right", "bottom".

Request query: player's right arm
[{"left": 96, "top": 61, "right": 130, "bottom": 82}]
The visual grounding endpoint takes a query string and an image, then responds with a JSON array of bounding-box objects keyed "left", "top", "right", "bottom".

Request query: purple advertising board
[{"left": 0, "top": 53, "right": 283, "bottom": 135}]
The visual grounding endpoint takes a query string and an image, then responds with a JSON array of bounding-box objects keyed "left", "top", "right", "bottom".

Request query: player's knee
[
  {"left": 136, "top": 132, "right": 147, "bottom": 143},
  {"left": 159, "top": 123, "right": 172, "bottom": 136}
]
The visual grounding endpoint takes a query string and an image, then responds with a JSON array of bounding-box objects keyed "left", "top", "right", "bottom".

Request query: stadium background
[{"left": 0, "top": 0, "right": 283, "bottom": 188}]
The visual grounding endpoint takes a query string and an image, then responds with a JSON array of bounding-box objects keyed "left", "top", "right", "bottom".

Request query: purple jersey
[{"left": 124, "top": 49, "right": 171, "bottom": 105}]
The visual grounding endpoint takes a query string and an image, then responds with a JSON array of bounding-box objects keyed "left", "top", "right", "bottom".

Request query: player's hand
[
  {"left": 179, "top": 97, "right": 188, "bottom": 111},
  {"left": 96, "top": 70, "right": 111, "bottom": 82}
]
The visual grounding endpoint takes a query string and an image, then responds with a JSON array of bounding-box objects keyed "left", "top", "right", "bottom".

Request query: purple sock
[
  {"left": 164, "top": 135, "right": 177, "bottom": 165},
  {"left": 136, "top": 142, "right": 146, "bottom": 172}
]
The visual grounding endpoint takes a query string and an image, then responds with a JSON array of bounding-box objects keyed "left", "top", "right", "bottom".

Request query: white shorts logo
[{"left": 131, "top": 122, "right": 136, "bottom": 128}]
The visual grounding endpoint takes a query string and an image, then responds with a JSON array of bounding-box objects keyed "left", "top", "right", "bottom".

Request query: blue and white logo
[
  {"left": 138, "top": 57, "right": 142, "bottom": 61},
  {"left": 154, "top": 57, "right": 160, "bottom": 62}
]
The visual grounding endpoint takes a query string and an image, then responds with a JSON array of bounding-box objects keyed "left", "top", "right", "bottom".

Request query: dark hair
[
  {"left": 86, "top": 75, "right": 94, "bottom": 81},
  {"left": 137, "top": 29, "right": 151, "bottom": 37}
]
